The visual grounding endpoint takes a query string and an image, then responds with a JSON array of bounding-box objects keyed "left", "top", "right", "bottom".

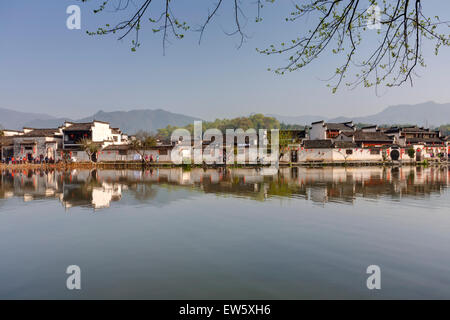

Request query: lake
[{"left": 0, "top": 166, "right": 449, "bottom": 299}]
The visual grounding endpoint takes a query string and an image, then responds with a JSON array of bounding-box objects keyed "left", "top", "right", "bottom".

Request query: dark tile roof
[
  {"left": 21, "top": 129, "right": 61, "bottom": 137},
  {"left": 102, "top": 144, "right": 131, "bottom": 151},
  {"left": 401, "top": 126, "right": 430, "bottom": 133},
  {"left": 333, "top": 141, "right": 357, "bottom": 148},
  {"left": 325, "top": 123, "right": 354, "bottom": 131},
  {"left": 0, "top": 136, "right": 14, "bottom": 146},
  {"left": 303, "top": 140, "right": 334, "bottom": 148},
  {"left": 406, "top": 138, "right": 446, "bottom": 145},
  {"left": 383, "top": 127, "right": 401, "bottom": 134},
  {"left": 63, "top": 123, "right": 94, "bottom": 131},
  {"left": 353, "top": 131, "right": 393, "bottom": 142}
]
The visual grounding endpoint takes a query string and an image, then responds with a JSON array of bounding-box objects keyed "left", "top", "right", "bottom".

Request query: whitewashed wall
[{"left": 309, "top": 122, "right": 327, "bottom": 140}]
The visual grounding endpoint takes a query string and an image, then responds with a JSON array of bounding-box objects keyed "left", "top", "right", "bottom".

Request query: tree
[
  {"left": 156, "top": 114, "right": 280, "bottom": 140},
  {"left": 83, "top": 0, "right": 449, "bottom": 91},
  {"left": 130, "top": 131, "right": 158, "bottom": 165},
  {"left": 407, "top": 147, "right": 415, "bottom": 158},
  {"left": 335, "top": 148, "right": 353, "bottom": 164},
  {"left": 78, "top": 138, "right": 101, "bottom": 163}
]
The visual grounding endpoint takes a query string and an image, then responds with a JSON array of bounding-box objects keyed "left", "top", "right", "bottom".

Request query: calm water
[{"left": 0, "top": 166, "right": 449, "bottom": 299}]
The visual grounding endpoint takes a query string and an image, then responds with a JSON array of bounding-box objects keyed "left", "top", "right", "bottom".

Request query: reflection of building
[
  {"left": 0, "top": 167, "right": 448, "bottom": 208},
  {"left": 91, "top": 183, "right": 122, "bottom": 209}
]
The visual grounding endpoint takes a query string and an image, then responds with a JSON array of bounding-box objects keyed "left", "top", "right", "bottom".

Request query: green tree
[
  {"left": 157, "top": 114, "right": 280, "bottom": 140},
  {"left": 78, "top": 138, "right": 101, "bottom": 163},
  {"left": 83, "top": 0, "right": 449, "bottom": 91},
  {"left": 130, "top": 131, "right": 158, "bottom": 165}
]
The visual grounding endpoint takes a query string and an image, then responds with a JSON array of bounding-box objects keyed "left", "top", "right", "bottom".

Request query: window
[
  {"left": 119, "top": 150, "right": 127, "bottom": 155},
  {"left": 370, "top": 149, "right": 381, "bottom": 155},
  {"left": 346, "top": 149, "right": 353, "bottom": 155},
  {"left": 159, "top": 149, "right": 168, "bottom": 155},
  {"left": 113, "top": 136, "right": 118, "bottom": 142}
]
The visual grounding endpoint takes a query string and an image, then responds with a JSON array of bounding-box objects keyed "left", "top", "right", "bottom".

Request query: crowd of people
[{"left": 1, "top": 155, "right": 56, "bottom": 165}]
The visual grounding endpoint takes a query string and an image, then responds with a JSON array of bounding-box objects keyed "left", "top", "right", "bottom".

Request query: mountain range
[
  {"left": 269, "top": 101, "right": 450, "bottom": 127},
  {"left": 0, "top": 101, "right": 448, "bottom": 133},
  {"left": 0, "top": 108, "right": 201, "bottom": 134}
]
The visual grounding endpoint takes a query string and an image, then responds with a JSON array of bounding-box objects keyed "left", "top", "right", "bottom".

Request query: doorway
[{"left": 291, "top": 150, "right": 298, "bottom": 162}]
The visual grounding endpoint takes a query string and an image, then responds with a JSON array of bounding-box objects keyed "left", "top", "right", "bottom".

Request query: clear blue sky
[{"left": 1, "top": 0, "right": 449, "bottom": 120}]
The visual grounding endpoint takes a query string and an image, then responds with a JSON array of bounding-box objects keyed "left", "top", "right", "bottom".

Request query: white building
[
  {"left": 62, "top": 121, "right": 128, "bottom": 162},
  {"left": 309, "top": 120, "right": 355, "bottom": 140}
]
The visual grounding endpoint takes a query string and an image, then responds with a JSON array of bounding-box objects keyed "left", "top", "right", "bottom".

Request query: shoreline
[{"left": 1, "top": 160, "right": 447, "bottom": 170}]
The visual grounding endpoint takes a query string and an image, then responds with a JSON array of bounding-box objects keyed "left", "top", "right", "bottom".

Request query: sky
[{"left": 1, "top": 0, "right": 449, "bottom": 121}]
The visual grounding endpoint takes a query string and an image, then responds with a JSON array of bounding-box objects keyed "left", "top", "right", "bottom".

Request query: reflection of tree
[
  {"left": 0, "top": 166, "right": 448, "bottom": 208},
  {"left": 266, "top": 180, "right": 307, "bottom": 199},
  {"left": 129, "top": 183, "right": 157, "bottom": 202}
]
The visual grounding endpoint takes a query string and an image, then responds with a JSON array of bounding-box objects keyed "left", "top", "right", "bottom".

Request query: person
[{"left": 156, "top": 154, "right": 159, "bottom": 163}]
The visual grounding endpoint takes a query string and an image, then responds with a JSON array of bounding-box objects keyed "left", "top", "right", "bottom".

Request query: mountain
[
  {"left": 270, "top": 101, "right": 450, "bottom": 127},
  {"left": 0, "top": 108, "right": 58, "bottom": 130},
  {"left": 22, "top": 109, "right": 201, "bottom": 134},
  {"left": 2, "top": 101, "right": 449, "bottom": 133},
  {"left": 327, "top": 101, "right": 450, "bottom": 126},
  {"left": 24, "top": 118, "right": 74, "bottom": 129},
  {"left": 76, "top": 109, "right": 201, "bottom": 134}
]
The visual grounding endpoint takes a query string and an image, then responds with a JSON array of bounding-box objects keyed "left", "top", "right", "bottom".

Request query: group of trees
[
  {"left": 439, "top": 124, "right": 450, "bottom": 136},
  {"left": 156, "top": 114, "right": 281, "bottom": 141}
]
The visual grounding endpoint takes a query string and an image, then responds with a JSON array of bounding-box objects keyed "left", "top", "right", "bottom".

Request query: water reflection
[{"left": 0, "top": 166, "right": 448, "bottom": 209}]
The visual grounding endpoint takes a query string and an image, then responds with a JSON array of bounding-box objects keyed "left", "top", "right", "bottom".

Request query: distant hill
[
  {"left": 270, "top": 101, "right": 450, "bottom": 127},
  {"left": 2, "top": 101, "right": 449, "bottom": 133},
  {"left": 0, "top": 108, "right": 58, "bottom": 130},
  {"left": 24, "top": 118, "right": 73, "bottom": 129},
  {"left": 327, "top": 101, "right": 450, "bottom": 126},
  {"left": 20, "top": 109, "right": 202, "bottom": 134},
  {"left": 76, "top": 109, "right": 201, "bottom": 134}
]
